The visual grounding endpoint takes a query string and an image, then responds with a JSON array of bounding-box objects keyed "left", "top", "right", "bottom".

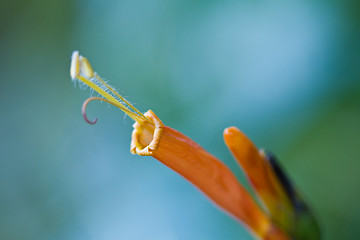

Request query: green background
[{"left": 0, "top": 0, "right": 359, "bottom": 239}]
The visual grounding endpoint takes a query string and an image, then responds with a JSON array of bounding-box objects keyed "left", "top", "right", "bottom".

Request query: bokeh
[{"left": 0, "top": 0, "right": 359, "bottom": 239}]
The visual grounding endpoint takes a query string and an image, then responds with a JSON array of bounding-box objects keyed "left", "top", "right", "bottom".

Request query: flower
[{"left": 70, "top": 51, "right": 321, "bottom": 240}]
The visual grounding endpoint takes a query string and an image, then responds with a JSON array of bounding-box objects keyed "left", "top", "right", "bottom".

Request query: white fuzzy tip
[{"left": 70, "top": 50, "right": 80, "bottom": 80}]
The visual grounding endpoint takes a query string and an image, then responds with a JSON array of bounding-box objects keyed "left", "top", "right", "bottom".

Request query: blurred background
[{"left": 0, "top": 0, "right": 359, "bottom": 239}]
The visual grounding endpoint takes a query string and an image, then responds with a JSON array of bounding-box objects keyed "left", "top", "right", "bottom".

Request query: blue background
[{"left": 0, "top": 0, "right": 359, "bottom": 239}]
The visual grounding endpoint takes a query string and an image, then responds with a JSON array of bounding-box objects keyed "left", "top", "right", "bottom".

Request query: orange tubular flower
[
  {"left": 71, "top": 51, "right": 324, "bottom": 240},
  {"left": 224, "top": 127, "right": 295, "bottom": 231},
  {"left": 130, "top": 110, "right": 289, "bottom": 240},
  {"left": 224, "top": 128, "right": 322, "bottom": 240}
]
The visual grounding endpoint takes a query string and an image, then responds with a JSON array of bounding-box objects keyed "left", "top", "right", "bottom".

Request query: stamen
[
  {"left": 94, "top": 75, "right": 145, "bottom": 119},
  {"left": 81, "top": 97, "right": 147, "bottom": 125},
  {"left": 70, "top": 51, "right": 152, "bottom": 125}
]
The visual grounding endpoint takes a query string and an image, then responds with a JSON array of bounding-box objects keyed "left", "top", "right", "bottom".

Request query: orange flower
[
  {"left": 130, "top": 110, "right": 289, "bottom": 239},
  {"left": 70, "top": 51, "right": 320, "bottom": 240},
  {"left": 224, "top": 127, "right": 295, "bottom": 231}
]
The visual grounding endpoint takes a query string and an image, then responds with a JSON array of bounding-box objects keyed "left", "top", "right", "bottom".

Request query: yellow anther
[{"left": 79, "top": 56, "right": 94, "bottom": 79}]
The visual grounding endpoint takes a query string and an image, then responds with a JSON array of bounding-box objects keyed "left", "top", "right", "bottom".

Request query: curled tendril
[
  {"left": 82, "top": 97, "right": 101, "bottom": 124},
  {"left": 82, "top": 97, "right": 125, "bottom": 125},
  {"left": 82, "top": 96, "right": 149, "bottom": 125}
]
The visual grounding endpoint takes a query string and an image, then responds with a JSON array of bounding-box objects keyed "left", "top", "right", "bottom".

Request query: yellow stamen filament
[
  {"left": 82, "top": 97, "right": 143, "bottom": 124},
  {"left": 94, "top": 75, "right": 146, "bottom": 119},
  {"left": 70, "top": 50, "right": 151, "bottom": 124}
]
